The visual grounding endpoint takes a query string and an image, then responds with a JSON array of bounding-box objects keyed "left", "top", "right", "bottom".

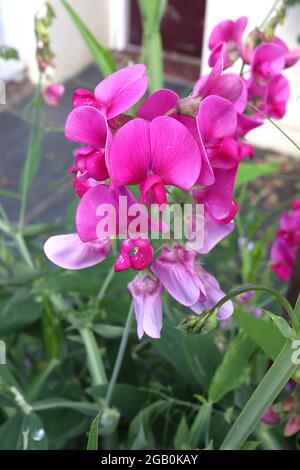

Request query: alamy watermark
[{"left": 95, "top": 198, "right": 205, "bottom": 250}]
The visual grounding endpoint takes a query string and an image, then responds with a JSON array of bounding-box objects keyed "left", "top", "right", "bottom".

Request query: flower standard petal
[
  {"left": 65, "top": 106, "right": 110, "bottom": 150},
  {"left": 94, "top": 64, "right": 148, "bottom": 119}
]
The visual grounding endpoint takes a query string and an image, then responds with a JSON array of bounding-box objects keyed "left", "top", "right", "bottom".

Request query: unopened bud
[
  {"left": 99, "top": 407, "right": 120, "bottom": 436},
  {"left": 178, "top": 309, "right": 217, "bottom": 335}
]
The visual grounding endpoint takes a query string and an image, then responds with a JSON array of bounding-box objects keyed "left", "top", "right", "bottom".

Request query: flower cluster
[
  {"left": 44, "top": 14, "right": 299, "bottom": 339},
  {"left": 35, "top": 3, "right": 65, "bottom": 106},
  {"left": 208, "top": 15, "right": 300, "bottom": 133},
  {"left": 271, "top": 200, "right": 300, "bottom": 281}
]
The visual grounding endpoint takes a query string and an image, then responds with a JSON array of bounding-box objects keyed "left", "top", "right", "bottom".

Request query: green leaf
[
  {"left": 0, "top": 412, "right": 47, "bottom": 450},
  {"left": 0, "top": 290, "right": 42, "bottom": 335},
  {"left": 221, "top": 338, "right": 299, "bottom": 450},
  {"left": 235, "top": 163, "right": 279, "bottom": 190},
  {"left": 61, "top": 0, "right": 116, "bottom": 76},
  {"left": 234, "top": 308, "right": 285, "bottom": 360},
  {"left": 129, "top": 400, "right": 168, "bottom": 447},
  {"left": 87, "top": 411, "right": 101, "bottom": 450},
  {"left": 152, "top": 319, "right": 222, "bottom": 391},
  {"left": 93, "top": 323, "right": 124, "bottom": 339},
  {"left": 188, "top": 402, "right": 212, "bottom": 448},
  {"left": 0, "top": 45, "right": 19, "bottom": 60},
  {"left": 263, "top": 310, "right": 293, "bottom": 338},
  {"left": 87, "top": 384, "right": 150, "bottom": 421},
  {"left": 240, "top": 440, "right": 260, "bottom": 450},
  {"left": 174, "top": 415, "right": 190, "bottom": 449},
  {"left": 209, "top": 333, "right": 257, "bottom": 403}
]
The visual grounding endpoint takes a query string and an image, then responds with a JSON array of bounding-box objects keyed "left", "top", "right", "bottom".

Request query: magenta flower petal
[
  {"left": 251, "top": 43, "right": 285, "bottom": 86},
  {"left": 44, "top": 233, "right": 112, "bottom": 270},
  {"left": 110, "top": 117, "right": 201, "bottom": 191},
  {"left": 65, "top": 106, "right": 109, "bottom": 150},
  {"left": 152, "top": 247, "right": 205, "bottom": 307},
  {"left": 128, "top": 275, "right": 163, "bottom": 339},
  {"left": 137, "top": 89, "right": 179, "bottom": 120},
  {"left": 194, "top": 59, "right": 243, "bottom": 104},
  {"left": 261, "top": 407, "right": 281, "bottom": 426},
  {"left": 265, "top": 74, "right": 290, "bottom": 119},
  {"left": 195, "top": 167, "right": 238, "bottom": 221},
  {"left": 197, "top": 96, "right": 237, "bottom": 142},
  {"left": 43, "top": 84, "right": 65, "bottom": 106},
  {"left": 187, "top": 217, "right": 235, "bottom": 254},
  {"left": 150, "top": 117, "right": 201, "bottom": 190},
  {"left": 73, "top": 88, "right": 102, "bottom": 110},
  {"left": 76, "top": 184, "right": 136, "bottom": 242},
  {"left": 94, "top": 64, "right": 148, "bottom": 119},
  {"left": 191, "top": 265, "right": 234, "bottom": 319},
  {"left": 236, "top": 113, "right": 264, "bottom": 138}
]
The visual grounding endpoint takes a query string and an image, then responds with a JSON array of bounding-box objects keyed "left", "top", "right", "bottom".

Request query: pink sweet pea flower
[
  {"left": 73, "top": 64, "right": 148, "bottom": 120},
  {"left": 208, "top": 17, "right": 248, "bottom": 69},
  {"left": 261, "top": 407, "right": 281, "bottom": 426},
  {"left": 74, "top": 147, "right": 109, "bottom": 181},
  {"left": 43, "top": 84, "right": 65, "bottom": 106},
  {"left": 271, "top": 238, "right": 295, "bottom": 282},
  {"left": 44, "top": 233, "right": 112, "bottom": 270},
  {"left": 251, "top": 43, "right": 285, "bottom": 86},
  {"left": 68, "top": 169, "right": 99, "bottom": 198},
  {"left": 115, "top": 239, "right": 154, "bottom": 272},
  {"left": 246, "top": 74, "right": 290, "bottom": 120},
  {"left": 151, "top": 245, "right": 233, "bottom": 318},
  {"left": 109, "top": 116, "right": 201, "bottom": 206},
  {"left": 195, "top": 95, "right": 239, "bottom": 223},
  {"left": 151, "top": 246, "right": 206, "bottom": 307},
  {"left": 284, "top": 415, "right": 300, "bottom": 437},
  {"left": 271, "top": 201, "right": 300, "bottom": 281},
  {"left": 128, "top": 274, "right": 163, "bottom": 340},
  {"left": 193, "top": 58, "right": 244, "bottom": 105},
  {"left": 274, "top": 37, "right": 300, "bottom": 68},
  {"left": 75, "top": 184, "right": 137, "bottom": 242},
  {"left": 190, "top": 265, "right": 234, "bottom": 320},
  {"left": 264, "top": 74, "right": 290, "bottom": 120}
]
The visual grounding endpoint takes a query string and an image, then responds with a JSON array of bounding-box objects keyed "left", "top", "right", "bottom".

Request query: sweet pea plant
[{"left": 0, "top": 0, "right": 300, "bottom": 451}]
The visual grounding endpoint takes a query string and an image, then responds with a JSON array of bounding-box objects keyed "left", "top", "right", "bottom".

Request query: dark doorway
[{"left": 129, "top": 0, "right": 207, "bottom": 82}]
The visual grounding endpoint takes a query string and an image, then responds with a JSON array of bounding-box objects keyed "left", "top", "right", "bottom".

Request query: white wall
[
  {"left": 0, "top": 0, "right": 129, "bottom": 84},
  {"left": 203, "top": 0, "right": 300, "bottom": 156}
]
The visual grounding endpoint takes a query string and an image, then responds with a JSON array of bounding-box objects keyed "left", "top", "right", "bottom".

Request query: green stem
[
  {"left": 258, "top": 0, "right": 282, "bottom": 29},
  {"left": 220, "top": 336, "right": 299, "bottom": 449},
  {"left": 96, "top": 265, "right": 115, "bottom": 305},
  {"left": 80, "top": 327, "right": 107, "bottom": 387},
  {"left": 213, "top": 284, "right": 298, "bottom": 330},
  {"left": 105, "top": 303, "right": 134, "bottom": 407},
  {"left": 242, "top": 100, "right": 300, "bottom": 153},
  {"left": 14, "top": 232, "right": 34, "bottom": 269},
  {"left": 143, "top": 29, "right": 164, "bottom": 92}
]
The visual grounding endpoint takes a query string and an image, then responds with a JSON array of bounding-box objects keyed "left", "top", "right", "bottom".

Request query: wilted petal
[
  {"left": 191, "top": 265, "right": 234, "bottom": 319},
  {"left": 44, "top": 233, "right": 111, "bottom": 270},
  {"left": 128, "top": 275, "right": 163, "bottom": 339},
  {"left": 152, "top": 247, "right": 205, "bottom": 307}
]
